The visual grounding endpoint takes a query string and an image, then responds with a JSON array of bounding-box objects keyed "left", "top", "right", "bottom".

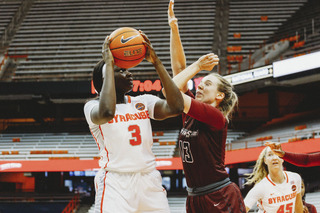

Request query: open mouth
[{"left": 196, "top": 91, "right": 202, "bottom": 96}]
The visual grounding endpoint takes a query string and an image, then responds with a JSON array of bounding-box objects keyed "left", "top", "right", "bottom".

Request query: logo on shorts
[
  {"left": 135, "top": 103, "right": 145, "bottom": 111},
  {"left": 214, "top": 202, "right": 220, "bottom": 207},
  {"left": 292, "top": 184, "right": 296, "bottom": 191}
]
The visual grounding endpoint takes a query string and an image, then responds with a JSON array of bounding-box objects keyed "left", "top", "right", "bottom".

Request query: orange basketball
[{"left": 109, "top": 27, "right": 146, "bottom": 69}]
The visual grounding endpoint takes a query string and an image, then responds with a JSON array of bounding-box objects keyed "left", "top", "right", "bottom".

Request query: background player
[
  {"left": 166, "top": 1, "right": 246, "bottom": 212},
  {"left": 244, "top": 146, "right": 304, "bottom": 213},
  {"left": 301, "top": 178, "right": 318, "bottom": 213},
  {"left": 84, "top": 32, "right": 183, "bottom": 213},
  {"left": 266, "top": 142, "right": 320, "bottom": 167}
]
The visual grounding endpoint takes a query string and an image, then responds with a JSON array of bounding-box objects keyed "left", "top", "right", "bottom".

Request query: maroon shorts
[{"left": 186, "top": 182, "right": 246, "bottom": 213}]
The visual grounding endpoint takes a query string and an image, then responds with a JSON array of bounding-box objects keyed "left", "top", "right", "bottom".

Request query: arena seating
[
  {"left": 0, "top": 192, "right": 77, "bottom": 213},
  {"left": 0, "top": 129, "right": 248, "bottom": 160},
  {"left": 270, "top": 0, "right": 320, "bottom": 59},
  {"left": 305, "top": 191, "right": 320, "bottom": 212},
  {"left": 228, "top": 0, "right": 307, "bottom": 73},
  {"left": 7, "top": 0, "right": 216, "bottom": 81},
  {"left": 1, "top": 112, "right": 320, "bottom": 158},
  {"left": 282, "top": 29, "right": 320, "bottom": 58},
  {"left": 0, "top": 0, "right": 21, "bottom": 38},
  {"left": 0, "top": 130, "right": 181, "bottom": 160},
  {"left": 230, "top": 112, "right": 320, "bottom": 150},
  {"left": 168, "top": 196, "right": 187, "bottom": 213},
  {"left": 270, "top": 0, "right": 320, "bottom": 42},
  {"left": 2, "top": 0, "right": 319, "bottom": 79},
  {"left": 3, "top": 115, "right": 320, "bottom": 156}
]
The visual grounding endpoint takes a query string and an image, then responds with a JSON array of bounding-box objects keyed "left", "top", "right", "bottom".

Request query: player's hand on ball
[
  {"left": 168, "top": 0, "right": 177, "bottom": 27},
  {"left": 139, "top": 31, "right": 159, "bottom": 65},
  {"left": 265, "top": 142, "right": 285, "bottom": 157},
  {"left": 196, "top": 53, "right": 219, "bottom": 71},
  {"left": 102, "top": 36, "right": 114, "bottom": 65}
]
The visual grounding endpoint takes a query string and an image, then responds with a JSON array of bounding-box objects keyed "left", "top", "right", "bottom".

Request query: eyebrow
[{"left": 203, "top": 80, "right": 213, "bottom": 84}]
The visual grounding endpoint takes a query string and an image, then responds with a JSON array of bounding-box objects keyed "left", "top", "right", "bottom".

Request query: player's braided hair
[
  {"left": 210, "top": 73, "right": 238, "bottom": 122},
  {"left": 92, "top": 59, "right": 105, "bottom": 94},
  {"left": 245, "top": 147, "right": 269, "bottom": 185}
]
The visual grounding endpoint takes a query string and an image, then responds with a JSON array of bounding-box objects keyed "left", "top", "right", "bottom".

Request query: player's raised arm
[
  {"left": 161, "top": 53, "right": 219, "bottom": 114},
  {"left": 173, "top": 53, "right": 219, "bottom": 91},
  {"left": 140, "top": 31, "right": 183, "bottom": 120},
  {"left": 90, "top": 36, "right": 116, "bottom": 125},
  {"left": 168, "top": 0, "right": 186, "bottom": 82}
]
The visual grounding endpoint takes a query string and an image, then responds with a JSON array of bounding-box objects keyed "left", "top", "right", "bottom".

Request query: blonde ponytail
[{"left": 245, "top": 147, "right": 268, "bottom": 185}]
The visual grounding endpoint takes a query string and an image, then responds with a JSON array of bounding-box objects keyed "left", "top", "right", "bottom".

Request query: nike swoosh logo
[
  {"left": 214, "top": 202, "right": 220, "bottom": 207},
  {"left": 120, "top": 35, "right": 140, "bottom": 44}
]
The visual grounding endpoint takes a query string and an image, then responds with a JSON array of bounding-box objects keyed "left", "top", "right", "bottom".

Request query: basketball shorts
[
  {"left": 186, "top": 182, "right": 246, "bottom": 213},
  {"left": 93, "top": 169, "right": 170, "bottom": 213}
]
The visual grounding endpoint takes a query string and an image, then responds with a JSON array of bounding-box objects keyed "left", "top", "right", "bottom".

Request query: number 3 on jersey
[{"left": 128, "top": 125, "right": 142, "bottom": 146}]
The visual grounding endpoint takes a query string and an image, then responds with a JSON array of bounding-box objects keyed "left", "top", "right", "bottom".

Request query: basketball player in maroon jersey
[{"left": 167, "top": 1, "right": 246, "bottom": 212}]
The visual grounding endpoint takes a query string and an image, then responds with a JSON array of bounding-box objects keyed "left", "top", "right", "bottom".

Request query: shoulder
[
  {"left": 245, "top": 180, "right": 265, "bottom": 203},
  {"left": 131, "top": 94, "right": 161, "bottom": 103},
  {"left": 84, "top": 99, "right": 99, "bottom": 126},
  {"left": 252, "top": 177, "right": 271, "bottom": 190},
  {"left": 256, "top": 177, "right": 268, "bottom": 188},
  {"left": 285, "top": 171, "right": 301, "bottom": 180},
  {"left": 84, "top": 99, "right": 99, "bottom": 111}
]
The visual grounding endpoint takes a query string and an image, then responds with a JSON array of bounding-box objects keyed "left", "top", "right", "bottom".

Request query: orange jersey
[
  {"left": 84, "top": 94, "right": 160, "bottom": 172},
  {"left": 244, "top": 171, "right": 301, "bottom": 213}
]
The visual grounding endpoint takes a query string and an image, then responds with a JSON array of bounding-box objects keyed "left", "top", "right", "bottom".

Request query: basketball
[{"left": 109, "top": 27, "right": 146, "bottom": 69}]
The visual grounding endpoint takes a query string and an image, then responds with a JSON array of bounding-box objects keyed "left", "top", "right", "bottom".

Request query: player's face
[
  {"left": 264, "top": 147, "right": 284, "bottom": 170},
  {"left": 114, "top": 66, "right": 133, "bottom": 93},
  {"left": 195, "top": 75, "right": 224, "bottom": 106}
]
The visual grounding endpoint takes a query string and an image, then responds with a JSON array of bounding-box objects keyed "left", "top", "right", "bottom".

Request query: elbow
[
  {"left": 100, "top": 109, "right": 115, "bottom": 121},
  {"left": 171, "top": 101, "right": 184, "bottom": 115},
  {"left": 177, "top": 103, "right": 184, "bottom": 114},
  {"left": 174, "top": 64, "right": 186, "bottom": 74},
  {"left": 102, "top": 109, "right": 115, "bottom": 118}
]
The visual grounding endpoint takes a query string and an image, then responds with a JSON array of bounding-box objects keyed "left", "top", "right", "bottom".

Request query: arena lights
[
  {"left": 224, "top": 65, "right": 273, "bottom": 85},
  {"left": 273, "top": 50, "right": 320, "bottom": 77}
]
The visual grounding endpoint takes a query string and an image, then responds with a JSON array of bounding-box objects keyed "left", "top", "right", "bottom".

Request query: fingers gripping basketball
[{"left": 109, "top": 27, "right": 146, "bottom": 69}]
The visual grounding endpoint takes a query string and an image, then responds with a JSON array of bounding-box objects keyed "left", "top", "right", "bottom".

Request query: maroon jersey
[
  {"left": 283, "top": 151, "right": 320, "bottom": 167},
  {"left": 303, "top": 200, "right": 318, "bottom": 213},
  {"left": 179, "top": 90, "right": 229, "bottom": 188}
]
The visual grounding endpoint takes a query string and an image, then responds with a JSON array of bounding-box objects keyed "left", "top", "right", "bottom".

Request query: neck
[{"left": 269, "top": 169, "right": 285, "bottom": 184}]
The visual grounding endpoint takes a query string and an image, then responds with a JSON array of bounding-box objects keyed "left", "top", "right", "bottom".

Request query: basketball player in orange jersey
[
  {"left": 84, "top": 32, "right": 183, "bottom": 213},
  {"left": 167, "top": 1, "right": 246, "bottom": 212},
  {"left": 244, "top": 147, "right": 304, "bottom": 213}
]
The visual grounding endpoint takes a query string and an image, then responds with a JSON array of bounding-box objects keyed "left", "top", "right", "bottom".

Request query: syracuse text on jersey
[
  {"left": 268, "top": 191, "right": 297, "bottom": 204},
  {"left": 107, "top": 110, "right": 150, "bottom": 124}
]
